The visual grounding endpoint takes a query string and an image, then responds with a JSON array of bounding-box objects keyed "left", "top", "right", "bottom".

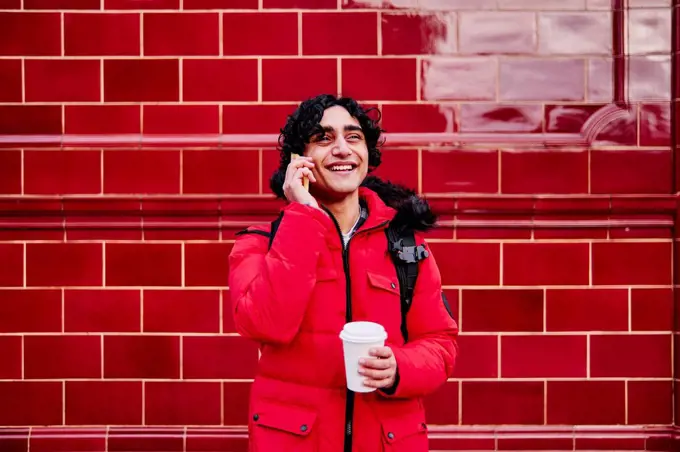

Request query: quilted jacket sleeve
[
  {"left": 228, "top": 202, "right": 330, "bottom": 345},
  {"left": 381, "top": 239, "right": 459, "bottom": 399}
]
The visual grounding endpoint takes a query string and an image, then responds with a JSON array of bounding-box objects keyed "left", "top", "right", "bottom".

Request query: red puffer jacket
[{"left": 229, "top": 183, "right": 459, "bottom": 452}]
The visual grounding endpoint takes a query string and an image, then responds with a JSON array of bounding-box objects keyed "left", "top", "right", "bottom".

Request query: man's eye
[{"left": 347, "top": 134, "right": 362, "bottom": 141}]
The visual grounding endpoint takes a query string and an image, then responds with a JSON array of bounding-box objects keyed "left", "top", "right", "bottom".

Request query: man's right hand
[{"left": 282, "top": 155, "right": 319, "bottom": 209}]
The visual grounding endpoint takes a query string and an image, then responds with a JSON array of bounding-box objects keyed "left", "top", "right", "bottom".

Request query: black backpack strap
[
  {"left": 267, "top": 212, "right": 284, "bottom": 250},
  {"left": 386, "top": 224, "right": 429, "bottom": 343}
]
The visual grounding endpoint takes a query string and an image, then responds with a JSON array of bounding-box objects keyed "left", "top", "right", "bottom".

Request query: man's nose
[{"left": 332, "top": 137, "right": 351, "bottom": 155}]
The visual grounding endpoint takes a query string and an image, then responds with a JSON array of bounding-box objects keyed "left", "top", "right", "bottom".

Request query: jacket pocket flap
[
  {"left": 253, "top": 400, "right": 317, "bottom": 437},
  {"left": 367, "top": 271, "right": 400, "bottom": 295},
  {"left": 381, "top": 410, "right": 427, "bottom": 443}
]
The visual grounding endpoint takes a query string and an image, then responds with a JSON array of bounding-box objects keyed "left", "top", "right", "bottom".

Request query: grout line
[
  {"left": 627, "top": 287, "right": 632, "bottom": 332},
  {"left": 62, "top": 381, "right": 66, "bottom": 424},
  {"left": 60, "top": 13, "right": 65, "bottom": 57},
  {"left": 497, "top": 334, "right": 502, "bottom": 379},
  {"left": 181, "top": 242, "right": 185, "bottom": 287},
  {"left": 298, "top": 12, "right": 303, "bottom": 56},
  {"left": 337, "top": 58, "right": 342, "bottom": 95},
  {"left": 61, "top": 288, "right": 65, "bottom": 333},
  {"left": 20, "top": 335, "right": 25, "bottom": 379},
  {"left": 20, "top": 59, "right": 25, "bottom": 103},
  {"left": 415, "top": 56, "right": 421, "bottom": 101},
  {"left": 100, "top": 149, "right": 104, "bottom": 194},
  {"left": 100, "top": 334, "right": 104, "bottom": 378},
  {"left": 499, "top": 243, "right": 504, "bottom": 286},
  {"left": 100, "top": 59, "right": 104, "bottom": 103},
  {"left": 588, "top": 242, "right": 592, "bottom": 286},
  {"left": 142, "top": 381, "right": 146, "bottom": 426},
  {"left": 20, "top": 149, "right": 24, "bottom": 195},
  {"left": 586, "top": 334, "right": 590, "bottom": 379},
  {"left": 258, "top": 148, "right": 263, "bottom": 195},
  {"left": 417, "top": 148, "right": 422, "bottom": 194},
  {"left": 219, "top": 12, "right": 223, "bottom": 57},
  {"left": 179, "top": 150, "right": 184, "bottom": 194},
  {"left": 179, "top": 335, "right": 184, "bottom": 379},
  {"left": 220, "top": 382, "right": 225, "bottom": 425},
  {"left": 140, "top": 289, "right": 144, "bottom": 332},
  {"left": 543, "top": 381, "right": 547, "bottom": 425},
  {"left": 140, "top": 13, "right": 144, "bottom": 57},
  {"left": 542, "top": 288, "right": 546, "bottom": 332},
  {"left": 624, "top": 380, "right": 628, "bottom": 424},
  {"left": 22, "top": 242, "right": 26, "bottom": 287},
  {"left": 257, "top": 59, "right": 262, "bottom": 102},
  {"left": 178, "top": 58, "right": 183, "bottom": 102},
  {"left": 102, "top": 242, "right": 106, "bottom": 286},
  {"left": 377, "top": 11, "right": 382, "bottom": 56}
]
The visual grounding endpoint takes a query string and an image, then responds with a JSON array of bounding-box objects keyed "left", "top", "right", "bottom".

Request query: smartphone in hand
[{"left": 291, "top": 153, "right": 309, "bottom": 191}]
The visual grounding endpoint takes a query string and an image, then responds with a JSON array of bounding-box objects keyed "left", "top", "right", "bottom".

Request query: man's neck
[{"left": 322, "top": 191, "right": 361, "bottom": 235}]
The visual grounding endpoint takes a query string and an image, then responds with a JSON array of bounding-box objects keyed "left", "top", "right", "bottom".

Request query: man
[{"left": 229, "top": 94, "right": 458, "bottom": 452}]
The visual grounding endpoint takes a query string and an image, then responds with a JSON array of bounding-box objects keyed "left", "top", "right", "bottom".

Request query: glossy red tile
[
  {"left": 382, "top": 12, "right": 455, "bottom": 55},
  {"left": 538, "top": 12, "right": 611, "bottom": 55},
  {"left": 144, "top": 13, "right": 218, "bottom": 56},
  {"left": 141, "top": 199, "right": 219, "bottom": 241},
  {"left": 0, "top": 199, "right": 64, "bottom": 241},
  {"left": 422, "top": 58, "right": 496, "bottom": 101},
  {"left": 264, "top": 0, "right": 335, "bottom": 7},
  {"left": 182, "top": 59, "right": 257, "bottom": 101},
  {"left": 499, "top": 0, "right": 586, "bottom": 9},
  {"left": 24, "top": 150, "right": 100, "bottom": 195},
  {"left": 182, "top": 150, "right": 259, "bottom": 194},
  {"left": 590, "top": 334, "right": 672, "bottom": 378},
  {"left": 24, "top": 0, "right": 97, "bottom": 6},
  {"left": 0, "top": 105, "right": 62, "bottom": 135},
  {"left": 502, "top": 150, "right": 588, "bottom": 194},
  {"left": 459, "top": 12, "right": 536, "bottom": 54},
  {"left": 222, "top": 382, "right": 252, "bottom": 425},
  {"left": 546, "top": 381, "right": 625, "bottom": 425},
  {"left": 0, "top": 0, "right": 20, "bottom": 7},
  {"left": 187, "top": 434, "right": 249, "bottom": 452},
  {"left": 262, "top": 58, "right": 337, "bottom": 101},
  {"left": 380, "top": 104, "right": 454, "bottom": 133},
  {"left": 25, "top": 59, "right": 100, "bottom": 102},
  {"left": 184, "top": 243, "right": 232, "bottom": 287},
  {"left": 423, "top": 381, "right": 458, "bottom": 425},
  {"left": 223, "top": 105, "right": 296, "bottom": 134},
  {"left": 221, "top": 291, "right": 235, "bottom": 333},
  {"left": 501, "top": 335, "right": 587, "bottom": 378},
  {"left": 0, "top": 12, "right": 61, "bottom": 56},
  {"left": 427, "top": 242, "right": 500, "bottom": 286},
  {"left": 459, "top": 104, "right": 542, "bottom": 132},
  {"left": 63, "top": 198, "right": 143, "bottom": 241},
  {"left": 593, "top": 111, "right": 640, "bottom": 146},
  {"left": 104, "top": 150, "right": 179, "bottom": 194},
  {"left": 452, "top": 335, "right": 498, "bottom": 378},
  {"left": 182, "top": 336, "right": 259, "bottom": 379},
  {"left": 500, "top": 59, "right": 585, "bottom": 101},
  {"left": 105, "top": 243, "right": 181, "bottom": 287},
  {"left": 546, "top": 289, "right": 628, "bottom": 332},
  {"left": 592, "top": 241, "right": 672, "bottom": 285},
  {"left": 65, "top": 13, "right": 140, "bottom": 56},
  {"left": 145, "top": 382, "right": 221, "bottom": 425},
  {"left": 26, "top": 243, "right": 103, "bottom": 287},
  {"left": 0, "top": 150, "right": 21, "bottom": 194},
  {"left": 143, "top": 105, "right": 218, "bottom": 134},
  {"left": 631, "top": 288, "right": 674, "bottom": 331},
  {"left": 223, "top": 13, "right": 297, "bottom": 56},
  {"left": 303, "top": 12, "right": 377, "bottom": 55},
  {"left": 107, "top": 429, "right": 183, "bottom": 452},
  {"left": 504, "top": 243, "right": 589, "bottom": 286},
  {"left": 627, "top": 380, "right": 673, "bottom": 425},
  {"left": 185, "top": 0, "right": 257, "bottom": 7},
  {"left": 0, "top": 336, "right": 21, "bottom": 378},
  {"left": 143, "top": 290, "right": 219, "bottom": 333},
  {"left": 29, "top": 429, "right": 107, "bottom": 452},
  {"left": 104, "top": 59, "right": 179, "bottom": 102},
  {"left": 462, "top": 289, "right": 543, "bottom": 332},
  {"left": 462, "top": 381, "right": 544, "bottom": 424},
  {"left": 24, "top": 335, "right": 101, "bottom": 379},
  {"left": 105, "top": 0, "right": 178, "bottom": 8},
  {"left": 629, "top": 55, "right": 672, "bottom": 101},
  {"left": 371, "top": 149, "right": 418, "bottom": 190},
  {"left": 0, "top": 289, "right": 61, "bottom": 333},
  {"left": 104, "top": 335, "right": 179, "bottom": 379},
  {"left": 591, "top": 149, "right": 672, "bottom": 194},
  {"left": 497, "top": 436, "right": 574, "bottom": 451},
  {"left": 575, "top": 436, "right": 647, "bottom": 451},
  {"left": 0, "top": 59, "right": 21, "bottom": 102},
  {"left": 544, "top": 104, "right": 602, "bottom": 133},
  {"left": 0, "top": 382, "right": 63, "bottom": 425},
  {"left": 422, "top": 149, "right": 498, "bottom": 194},
  {"left": 342, "top": 58, "right": 416, "bottom": 101},
  {"left": 65, "top": 105, "right": 141, "bottom": 134},
  {"left": 64, "top": 289, "right": 141, "bottom": 332},
  {"left": 640, "top": 103, "right": 672, "bottom": 147}
]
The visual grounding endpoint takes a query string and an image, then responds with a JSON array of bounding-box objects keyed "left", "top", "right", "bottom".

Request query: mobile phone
[{"left": 291, "top": 153, "right": 309, "bottom": 191}]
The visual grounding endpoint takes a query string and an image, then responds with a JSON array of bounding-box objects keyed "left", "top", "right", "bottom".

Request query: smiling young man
[{"left": 229, "top": 94, "right": 459, "bottom": 452}]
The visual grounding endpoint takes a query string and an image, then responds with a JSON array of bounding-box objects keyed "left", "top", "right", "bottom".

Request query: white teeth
[{"left": 330, "top": 165, "right": 353, "bottom": 171}]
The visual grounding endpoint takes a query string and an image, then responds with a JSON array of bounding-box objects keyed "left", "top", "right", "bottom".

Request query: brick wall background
[{"left": 0, "top": 0, "right": 677, "bottom": 451}]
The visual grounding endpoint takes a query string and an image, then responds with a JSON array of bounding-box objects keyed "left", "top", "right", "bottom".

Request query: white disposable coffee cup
[{"left": 339, "top": 321, "right": 388, "bottom": 393}]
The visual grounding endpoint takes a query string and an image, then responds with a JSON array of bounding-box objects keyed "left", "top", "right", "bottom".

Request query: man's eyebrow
[
  {"left": 313, "top": 124, "right": 364, "bottom": 135},
  {"left": 344, "top": 125, "right": 363, "bottom": 133}
]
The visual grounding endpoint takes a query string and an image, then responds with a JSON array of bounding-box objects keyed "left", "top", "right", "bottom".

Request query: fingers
[
  {"left": 368, "top": 347, "right": 393, "bottom": 359},
  {"left": 359, "top": 366, "right": 393, "bottom": 381},
  {"left": 295, "top": 167, "right": 317, "bottom": 183}
]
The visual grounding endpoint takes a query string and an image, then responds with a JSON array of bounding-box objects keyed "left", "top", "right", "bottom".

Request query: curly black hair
[{"left": 269, "top": 94, "right": 385, "bottom": 199}]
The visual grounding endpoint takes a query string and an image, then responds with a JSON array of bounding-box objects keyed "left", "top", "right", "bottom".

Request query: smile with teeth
[{"left": 329, "top": 164, "right": 355, "bottom": 172}]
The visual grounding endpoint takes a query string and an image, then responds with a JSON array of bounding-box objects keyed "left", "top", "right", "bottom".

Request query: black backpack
[{"left": 265, "top": 215, "right": 430, "bottom": 342}]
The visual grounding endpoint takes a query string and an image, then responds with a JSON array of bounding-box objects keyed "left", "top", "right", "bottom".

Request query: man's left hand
[{"left": 358, "top": 346, "right": 397, "bottom": 390}]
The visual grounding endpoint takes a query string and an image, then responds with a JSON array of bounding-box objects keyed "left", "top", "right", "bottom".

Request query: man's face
[{"left": 304, "top": 105, "right": 369, "bottom": 200}]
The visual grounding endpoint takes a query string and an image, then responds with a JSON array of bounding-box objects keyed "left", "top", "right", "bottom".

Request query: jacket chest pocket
[
  {"left": 250, "top": 399, "right": 317, "bottom": 452},
  {"left": 380, "top": 410, "right": 429, "bottom": 452},
  {"left": 365, "top": 270, "right": 403, "bottom": 329}
]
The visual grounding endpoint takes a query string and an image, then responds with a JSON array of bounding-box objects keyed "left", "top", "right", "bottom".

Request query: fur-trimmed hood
[{"left": 360, "top": 175, "right": 437, "bottom": 232}]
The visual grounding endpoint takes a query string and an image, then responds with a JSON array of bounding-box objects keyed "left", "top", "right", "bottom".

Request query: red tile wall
[{"left": 0, "top": 0, "right": 677, "bottom": 450}]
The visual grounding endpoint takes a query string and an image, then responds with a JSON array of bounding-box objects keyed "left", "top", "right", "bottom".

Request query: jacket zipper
[{"left": 322, "top": 207, "right": 387, "bottom": 452}]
